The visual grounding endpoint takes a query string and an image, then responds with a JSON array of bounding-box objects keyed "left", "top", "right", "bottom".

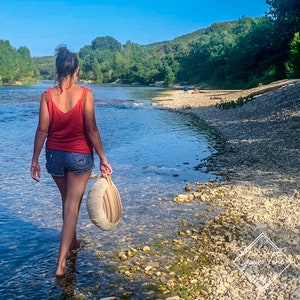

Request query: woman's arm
[
  {"left": 84, "top": 90, "right": 112, "bottom": 175},
  {"left": 31, "top": 92, "right": 49, "bottom": 182}
]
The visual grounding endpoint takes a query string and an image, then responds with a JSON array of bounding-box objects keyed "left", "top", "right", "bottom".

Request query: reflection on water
[{"left": 0, "top": 83, "right": 218, "bottom": 298}]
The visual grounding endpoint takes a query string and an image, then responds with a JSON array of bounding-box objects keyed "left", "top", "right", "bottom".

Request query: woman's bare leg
[
  {"left": 53, "top": 171, "right": 91, "bottom": 276},
  {"left": 52, "top": 175, "right": 85, "bottom": 251}
]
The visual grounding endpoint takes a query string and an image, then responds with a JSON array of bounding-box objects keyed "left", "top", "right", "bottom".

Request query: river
[{"left": 0, "top": 82, "right": 218, "bottom": 299}]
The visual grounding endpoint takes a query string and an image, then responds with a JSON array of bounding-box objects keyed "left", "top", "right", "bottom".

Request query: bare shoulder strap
[
  {"left": 81, "top": 86, "right": 91, "bottom": 108},
  {"left": 44, "top": 88, "right": 52, "bottom": 104},
  {"left": 82, "top": 89, "right": 87, "bottom": 107}
]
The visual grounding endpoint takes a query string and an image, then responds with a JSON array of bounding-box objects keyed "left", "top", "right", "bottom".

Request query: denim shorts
[{"left": 46, "top": 149, "right": 94, "bottom": 176}]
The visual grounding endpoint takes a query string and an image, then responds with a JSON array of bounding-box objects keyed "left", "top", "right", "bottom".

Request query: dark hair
[{"left": 55, "top": 45, "right": 79, "bottom": 89}]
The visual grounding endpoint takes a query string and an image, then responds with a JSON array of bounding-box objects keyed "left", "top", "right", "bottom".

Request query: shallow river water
[{"left": 0, "top": 82, "right": 218, "bottom": 299}]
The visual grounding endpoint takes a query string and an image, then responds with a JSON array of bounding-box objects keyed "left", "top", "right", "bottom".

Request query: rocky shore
[
  {"left": 104, "top": 80, "right": 299, "bottom": 300},
  {"left": 146, "top": 80, "right": 300, "bottom": 299}
]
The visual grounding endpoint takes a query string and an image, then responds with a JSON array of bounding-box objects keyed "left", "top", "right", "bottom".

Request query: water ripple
[{"left": 0, "top": 84, "right": 218, "bottom": 298}]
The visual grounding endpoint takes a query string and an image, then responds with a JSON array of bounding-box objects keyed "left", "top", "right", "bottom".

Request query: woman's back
[
  {"left": 46, "top": 85, "right": 93, "bottom": 154},
  {"left": 49, "top": 84, "right": 83, "bottom": 113}
]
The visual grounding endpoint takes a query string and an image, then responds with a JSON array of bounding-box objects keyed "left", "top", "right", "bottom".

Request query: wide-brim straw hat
[{"left": 86, "top": 175, "right": 122, "bottom": 231}]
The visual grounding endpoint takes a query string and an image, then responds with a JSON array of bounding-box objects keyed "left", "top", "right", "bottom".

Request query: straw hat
[{"left": 86, "top": 175, "right": 122, "bottom": 231}]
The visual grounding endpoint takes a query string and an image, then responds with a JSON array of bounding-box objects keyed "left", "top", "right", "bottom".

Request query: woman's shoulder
[
  {"left": 43, "top": 86, "right": 58, "bottom": 96},
  {"left": 80, "top": 85, "right": 92, "bottom": 93},
  {"left": 79, "top": 85, "right": 93, "bottom": 100},
  {"left": 44, "top": 87, "right": 53, "bottom": 93},
  {"left": 41, "top": 87, "right": 53, "bottom": 102}
]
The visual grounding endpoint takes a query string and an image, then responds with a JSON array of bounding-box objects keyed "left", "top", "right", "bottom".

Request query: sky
[{"left": 0, "top": 0, "right": 269, "bottom": 57}]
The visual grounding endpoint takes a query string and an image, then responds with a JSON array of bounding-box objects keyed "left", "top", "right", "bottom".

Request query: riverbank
[{"left": 147, "top": 80, "right": 300, "bottom": 299}]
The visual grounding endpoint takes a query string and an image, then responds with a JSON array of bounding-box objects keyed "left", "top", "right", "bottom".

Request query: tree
[
  {"left": 79, "top": 45, "right": 93, "bottom": 59},
  {"left": 266, "top": 0, "right": 300, "bottom": 78},
  {"left": 164, "top": 65, "right": 175, "bottom": 85},
  {"left": 18, "top": 46, "right": 39, "bottom": 80},
  {"left": 176, "top": 19, "right": 252, "bottom": 85},
  {"left": 0, "top": 40, "right": 38, "bottom": 84},
  {"left": 33, "top": 56, "right": 56, "bottom": 80},
  {"left": 286, "top": 32, "right": 300, "bottom": 78},
  {"left": 267, "top": 0, "right": 300, "bottom": 34},
  {"left": 91, "top": 36, "right": 122, "bottom": 52},
  {"left": 225, "top": 17, "right": 275, "bottom": 87}
]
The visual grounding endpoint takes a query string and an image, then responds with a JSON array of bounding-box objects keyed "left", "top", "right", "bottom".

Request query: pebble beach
[{"left": 146, "top": 79, "right": 300, "bottom": 299}]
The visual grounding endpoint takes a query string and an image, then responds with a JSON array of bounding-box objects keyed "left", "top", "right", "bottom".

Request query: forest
[
  {"left": 0, "top": 40, "right": 39, "bottom": 85},
  {"left": 1, "top": 0, "right": 299, "bottom": 88}
]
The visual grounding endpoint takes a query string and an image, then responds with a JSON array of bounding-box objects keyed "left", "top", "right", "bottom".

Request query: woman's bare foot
[{"left": 56, "top": 265, "right": 67, "bottom": 277}]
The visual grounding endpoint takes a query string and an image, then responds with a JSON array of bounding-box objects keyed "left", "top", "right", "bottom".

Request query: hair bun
[
  {"left": 55, "top": 45, "right": 69, "bottom": 57},
  {"left": 55, "top": 45, "right": 79, "bottom": 89}
]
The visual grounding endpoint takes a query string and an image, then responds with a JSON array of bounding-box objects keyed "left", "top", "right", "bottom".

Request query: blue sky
[{"left": 0, "top": 0, "right": 269, "bottom": 57}]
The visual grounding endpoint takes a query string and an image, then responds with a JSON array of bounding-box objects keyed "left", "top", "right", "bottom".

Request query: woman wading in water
[{"left": 30, "top": 46, "right": 112, "bottom": 276}]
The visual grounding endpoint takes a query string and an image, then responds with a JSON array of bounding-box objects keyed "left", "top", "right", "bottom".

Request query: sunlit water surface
[{"left": 0, "top": 82, "right": 218, "bottom": 299}]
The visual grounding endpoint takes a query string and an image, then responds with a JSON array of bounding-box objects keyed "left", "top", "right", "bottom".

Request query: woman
[{"left": 30, "top": 46, "right": 112, "bottom": 276}]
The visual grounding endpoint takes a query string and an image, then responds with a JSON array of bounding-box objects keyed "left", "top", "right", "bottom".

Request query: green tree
[
  {"left": 286, "top": 32, "right": 300, "bottom": 78},
  {"left": 225, "top": 17, "right": 275, "bottom": 87},
  {"left": 0, "top": 40, "right": 38, "bottom": 84},
  {"left": 18, "top": 46, "right": 39, "bottom": 80},
  {"left": 267, "top": 0, "right": 300, "bottom": 34},
  {"left": 33, "top": 56, "right": 56, "bottom": 80},
  {"left": 177, "top": 20, "right": 250, "bottom": 85},
  {"left": 91, "top": 36, "right": 122, "bottom": 52},
  {"left": 79, "top": 38, "right": 123, "bottom": 83},
  {"left": 266, "top": 0, "right": 300, "bottom": 78},
  {"left": 164, "top": 65, "right": 175, "bottom": 85}
]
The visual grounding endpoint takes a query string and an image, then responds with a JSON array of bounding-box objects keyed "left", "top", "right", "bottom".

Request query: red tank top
[{"left": 45, "top": 86, "right": 93, "bottom": 154}]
